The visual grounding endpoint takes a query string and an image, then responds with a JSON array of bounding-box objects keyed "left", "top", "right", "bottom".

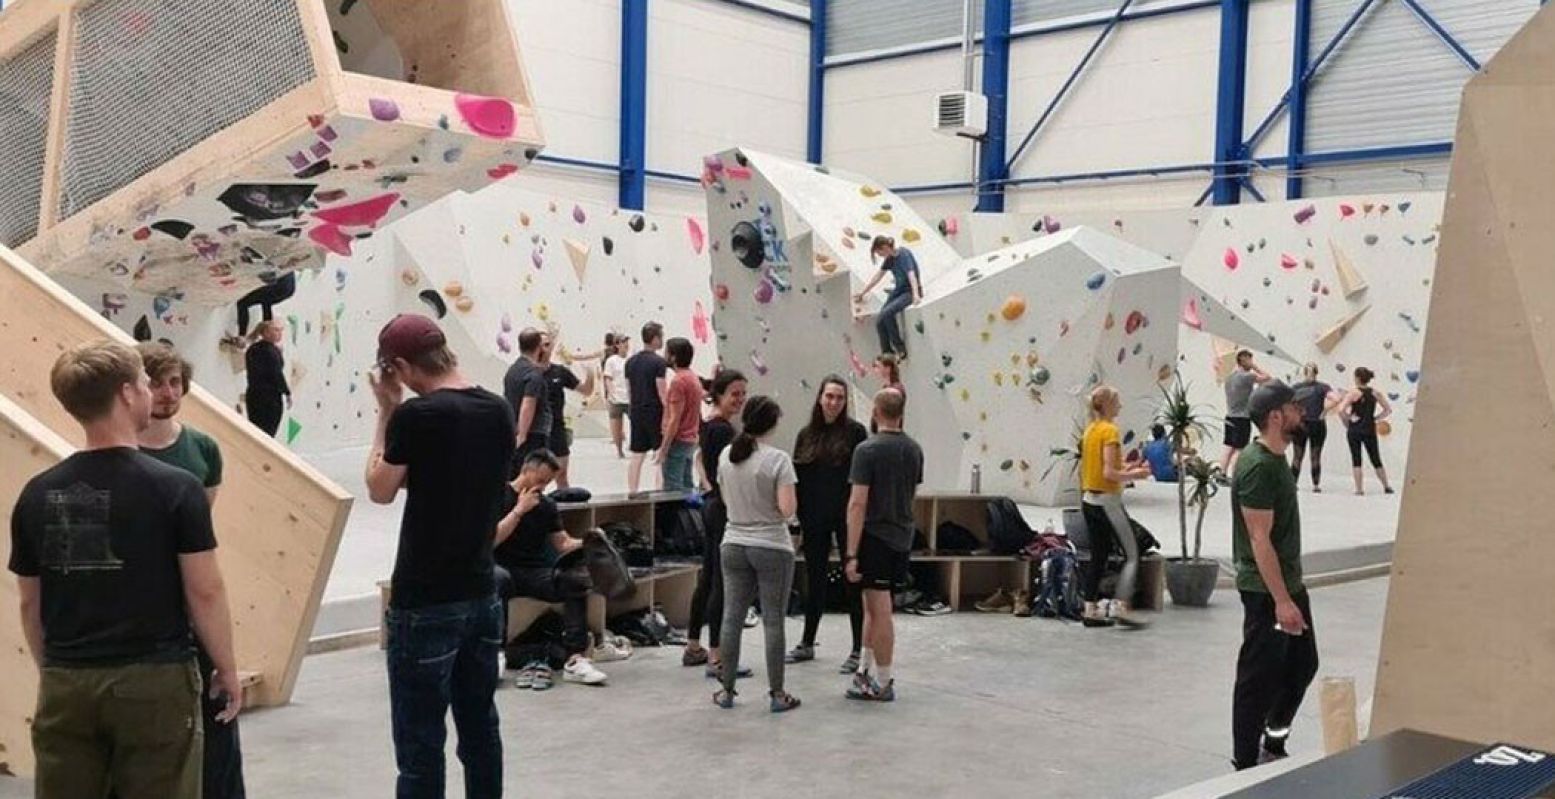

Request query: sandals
[
  {"left": 785, "top": 644, "right": 816, "bottom": 664},
  {"left": 713, "top": 688, "right": 736, "bottom": 709},
  {"left": 769, "top": 691, "right": 802, "bottom": 713},
  {"left": 682, "top": 646, "right": 709, "bottom": 667}
]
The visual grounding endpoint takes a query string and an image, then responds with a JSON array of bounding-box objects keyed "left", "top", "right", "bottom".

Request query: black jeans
[
  {"left": 495, "top": 564, "right": 592, "bottom": 656},
  {"left": 1290, "top": 419, "right": 1327, "bottom": 486},
  {"left": 385, "top": 596, "right": 503, "bottom": 799},
  {"left": 799, "top": 510, "right": 862, "bottom": 652},
  {"left": 1347, "top": 429, "right": 1383, "bottom": 469},
  {"left": 687, "top": 496, "right": 727, "bottom": 648},
  {"left": 1233, "top": 590, "right": 1319, "bottom": 769},
  {"left": 246, "top": 392, "right": 283, "bottom": 438},
  {"left": 198, "top": 646, "right": 245, "bottom": 798}
]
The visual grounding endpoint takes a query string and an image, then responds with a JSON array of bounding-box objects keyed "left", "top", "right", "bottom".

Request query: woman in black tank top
[{"left": 1339, "top": 367, "right": 1394, "bottom": 495}]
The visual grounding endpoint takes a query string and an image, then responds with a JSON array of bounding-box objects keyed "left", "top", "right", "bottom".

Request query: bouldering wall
[
  {"left": 0, "top": 245, "right": 353, "bottom": 778},
  {"left": 942, "top": 193, "right": 1443, "bottom": 479},
  {"left": 1373, "top": 5, "right": 1555, "bottom": 749},
  {"left": 60, "top": 185, "right": 716, "bottom": 455},
  {"left": 0, "top": 0, "right": 544, "bottom": 306},
  {"left": 704, "top": 148, "right": 1282, "bottom": 505}
]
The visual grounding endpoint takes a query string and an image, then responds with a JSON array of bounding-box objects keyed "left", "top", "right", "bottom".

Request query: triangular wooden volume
[
  {"left": 1313, "top": 303, "right": 1370, "bottom": 354},
  {"left": 1329, "top": 240, "right": 1369, "bottom": 299}
]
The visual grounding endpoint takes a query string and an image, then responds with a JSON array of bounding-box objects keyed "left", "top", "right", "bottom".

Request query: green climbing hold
[
  {"left": 999, "top": 459, "right": 1014, "bottom": 472},
  {"left": 286, "top": 418, "right": 302, "bottom": 445},
  {"left": 914, "top": 320, "right": 925, "bottom": 335}
]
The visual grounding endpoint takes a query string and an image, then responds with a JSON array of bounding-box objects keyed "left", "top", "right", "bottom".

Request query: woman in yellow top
[{"left": 1079, "top": 386, "right": 1153, "bottom": 628}]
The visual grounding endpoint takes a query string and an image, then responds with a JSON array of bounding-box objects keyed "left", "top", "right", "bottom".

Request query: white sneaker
[
  {"left": 592, "top": 637, "right": 633, "bottom": 663},
  {"left": 744, "top": 607, "right": 760, "bottom": 628},
  {"left": 563, "top": 657, "right": 608, "bottom": 686}
]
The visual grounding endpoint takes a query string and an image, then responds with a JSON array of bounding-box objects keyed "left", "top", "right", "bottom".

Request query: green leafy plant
[
  {"left": 1040, "top": 417, "right": 1087, "bottom": 483},
  {"left": 1157, "top": 373, "right": 1215, "bottom": 562},
  {"left": 1181, "top": 455, "right": 1220, "bottom": 561}
]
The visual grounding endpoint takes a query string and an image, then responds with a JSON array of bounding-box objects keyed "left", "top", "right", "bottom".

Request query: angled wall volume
[{"left": 1373, "top": 5, "right": 1555, "bottom": 749}]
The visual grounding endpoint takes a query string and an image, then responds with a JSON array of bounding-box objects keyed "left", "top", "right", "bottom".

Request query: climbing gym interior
[{"left": 2, "top": 0, "right": 1553, "bottom": 797}]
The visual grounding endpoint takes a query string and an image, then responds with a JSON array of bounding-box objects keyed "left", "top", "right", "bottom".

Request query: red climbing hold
[
  {"left": 309, "top": 224, "right": 354, "bottom": 256},
  {"left": 312, "top": 193, "right": 400, "bottom": 228},
  {"left": 454, "top": 93, "right": 517, "bottom": 139}
]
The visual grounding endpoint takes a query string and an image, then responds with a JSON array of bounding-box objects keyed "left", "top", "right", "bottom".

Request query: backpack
[
  {"left": 575, "top": 530, "right": 636, "bottom": 600},
  {"left": 936, "top": 520, "right": 981, "bottom": 554},
  {"left": 600, "top": 521, "right": 654, "bottom": 568},
  {"left": 1033, "top": 546, "right": 1083, "bottom": 621},
  {"left": 654, "top": 503, "right": 706, "bottom": 558},
  {"left": 987, "top": 497, "right": 1036, "bottom": 555}
]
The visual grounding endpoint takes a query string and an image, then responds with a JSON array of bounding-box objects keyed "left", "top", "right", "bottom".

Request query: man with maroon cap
[{"left": 366, "top": 314, "right": 514, "bottom": 798}]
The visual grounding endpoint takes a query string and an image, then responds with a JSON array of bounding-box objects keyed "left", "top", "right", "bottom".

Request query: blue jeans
[
  {"left": 876, "top": 290, "right": 913, "bottom": 355},
  {"left": 385, "top": 596, "right": 504, "bottom": 799},
  {"left": 664, "top": 440, "right": 697, "bottom": 492}
]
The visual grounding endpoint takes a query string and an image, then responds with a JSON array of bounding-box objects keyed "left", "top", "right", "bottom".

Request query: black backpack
[
  {"left": 987, "top": 497, "right": 1036, "bottom": 555},
  {"left": 936, "top": 520, "right": 981, "bottom": 554},
  {"left": 600, "top": 521, "right": 654, "bottom": 568},
  {"left": 654, "top": 503, "right": 706, "bottom": 558}
]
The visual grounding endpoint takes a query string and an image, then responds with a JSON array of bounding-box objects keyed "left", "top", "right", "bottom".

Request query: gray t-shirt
[
  {"left": 849, "top": 430, "right": 924, "bottom": 553},
  {"left": 1225, "top": 369, "right": 1256, "bottom": 419},
  {"left": 719, "top": 444, "right": 798, "bottom": 552},
  {"left": 503, "top": 356, "right": 551, "bottom": 437}
]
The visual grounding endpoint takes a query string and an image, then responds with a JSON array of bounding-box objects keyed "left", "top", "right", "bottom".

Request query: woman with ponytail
[
  {"left": 713, "top": 396, "right": 802, "bottom": 712},
  {"left": 682, "top": 370, "right": 750, "bottom": 680},
  {"left": 1078, "top": 386, "right": 1153, "bottom": 628}
]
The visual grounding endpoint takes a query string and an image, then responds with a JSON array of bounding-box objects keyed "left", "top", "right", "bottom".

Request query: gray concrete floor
[{"left": 0, "top": 578, "right": 1390, "bottom": 799}]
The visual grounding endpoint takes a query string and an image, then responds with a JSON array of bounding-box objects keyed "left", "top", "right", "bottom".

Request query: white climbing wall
[
  {"left": 944, "top": 194, "right": 1442, "bottom": 479},
  {"left": 58, "top": 184, "right": 715, "bottom": 455}
]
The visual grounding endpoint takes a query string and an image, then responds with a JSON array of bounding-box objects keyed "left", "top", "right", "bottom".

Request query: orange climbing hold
[
  {"left": 443, "top": 281, "right": 464, "bottom": 297},
  {"left": 1000, "top": 294, "right": 1027, "bottom": 321}
]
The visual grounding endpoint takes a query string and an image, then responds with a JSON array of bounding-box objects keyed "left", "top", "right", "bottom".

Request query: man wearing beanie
[
  {"left": 1230, "top": 381, "right": 1319, "bottom": 771},
  {"left": 365, "top": 314, "right": 515, "bottom": 797}
]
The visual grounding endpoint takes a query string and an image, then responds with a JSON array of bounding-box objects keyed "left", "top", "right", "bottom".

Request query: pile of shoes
[
  {"left": 974, "top": 588, "right": 1033, "bottom": 617},
  {"left": 607, "top": 603, "right": 688, "bottom": 647},
  {"left": 893, "top": 587, "right": 953, "bottom": 616}
]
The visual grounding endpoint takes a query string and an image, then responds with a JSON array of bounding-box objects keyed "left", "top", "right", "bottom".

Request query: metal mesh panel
[
  {"left": 59, "top": 0, "right": 317, "bottom": 219},
  {"left": 0, "top": 33, "right": 58, "bottom": 247}
]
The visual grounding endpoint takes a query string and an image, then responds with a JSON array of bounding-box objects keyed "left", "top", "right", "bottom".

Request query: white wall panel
[
  {"left": 823, "top": 49, "right": 979, "bottom": 188},
  {"left": 1245, "top": 0, "right": 1296, "bottom": 171},
  {"left": 509, "top": 0, "right": 621, "bottom": 164}
]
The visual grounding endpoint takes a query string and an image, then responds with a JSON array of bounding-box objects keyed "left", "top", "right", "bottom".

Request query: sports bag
[{"left": 987, "top": 497, "right": 1036, "bottom": 555}]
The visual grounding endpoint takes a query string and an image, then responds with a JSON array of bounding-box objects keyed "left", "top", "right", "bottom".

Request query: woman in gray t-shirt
[{"left": 714, "top": 396, "right": 801, "bottom": 712}]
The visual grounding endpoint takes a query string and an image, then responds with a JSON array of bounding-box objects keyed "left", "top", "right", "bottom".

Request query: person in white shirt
[{"left": 601, "top": 334, "right": 631, "bottom": 459}]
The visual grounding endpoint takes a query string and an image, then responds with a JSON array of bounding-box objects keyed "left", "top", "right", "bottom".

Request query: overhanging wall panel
[
  {"left": 0, "top": 31, "right": 55, "bottom": 247},
  {"left": 1306, "top": 0, "right": 1537, "bottom": 153}
]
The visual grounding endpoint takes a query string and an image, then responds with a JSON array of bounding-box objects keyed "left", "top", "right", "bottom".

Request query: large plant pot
[{"left": 1166, "top": 558, "right": 1220, "bottom": 607}]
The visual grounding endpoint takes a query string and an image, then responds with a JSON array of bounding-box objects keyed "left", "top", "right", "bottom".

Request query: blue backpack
[{"left": 1033, "top": 547, "right": 1083, "bottom": 621}]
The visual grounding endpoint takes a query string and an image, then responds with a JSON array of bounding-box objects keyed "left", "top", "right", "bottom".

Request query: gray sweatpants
[{"left": 719, "top": 543, "right": 796, "bottom": 696}]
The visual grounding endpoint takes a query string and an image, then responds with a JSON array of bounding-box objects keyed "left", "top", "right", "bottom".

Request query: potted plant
[
  {"left": 1040, "top": 418, "right": 1086, "bottom": 506},
  {"left": 1157, "top": 374, "right": 1222, "bottom": 606}
]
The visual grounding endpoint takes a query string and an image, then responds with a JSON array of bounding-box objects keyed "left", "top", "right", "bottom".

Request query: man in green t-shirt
[
  {"left": 1230, "top": 380, "right": 1319, "bottom": 771},
  {"left": 136, "top": 343, "right": 244, "bottom": 797}
]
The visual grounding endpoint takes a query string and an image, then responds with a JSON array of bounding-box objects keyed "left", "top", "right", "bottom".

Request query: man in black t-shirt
[
  {"left": 624, "top": 321, "right": 669, "bottom": 494},
  {"left": 367, "top": 314, "right": 513, "bottom": 798},
  {"left": 494, "top": 451, "right": 609, "bottom": 688},
  {"left": 539, "top": 341, "right": 595, "bottom": 489},
  {"left": 10, "top": 341, "right": 240, "bottom": 798},
  {"left": 503, "top": 327, "right": 552, "bottom": 476}
]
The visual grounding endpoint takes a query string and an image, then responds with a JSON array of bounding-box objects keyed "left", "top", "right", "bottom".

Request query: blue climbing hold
[{"left": 1086, "top": 272, "right": 1106, "bottom": 291}]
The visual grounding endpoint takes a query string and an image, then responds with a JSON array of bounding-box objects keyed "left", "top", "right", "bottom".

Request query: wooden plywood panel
[
  {"left": 0, "top": 394, "right": 73, "bottom": 779},
  {"left": 0, "top": 245, "right": 352, "bottom": 713},
  {"left": 1373, "top": 4, "right": 1555, "bottom": 750}
]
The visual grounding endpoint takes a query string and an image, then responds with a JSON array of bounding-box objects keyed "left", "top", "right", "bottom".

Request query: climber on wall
[{"left": 852, "top": 236, "right": 922, "bottom": 361}]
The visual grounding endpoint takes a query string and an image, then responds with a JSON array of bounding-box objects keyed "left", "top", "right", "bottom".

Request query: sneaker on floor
[
  {"left": 769, "top": 691, "right": 802, "bottom": 713},
  {"left": 974, "top": 588, "right": 1014, "bottom": 613},
  {"left": 744, "top": 608, "right": 760, "bottom": 628},
  {"left": 845, "top": 670, "right": 881, "bottom": 700},
  {"left": 531, "top": 664, "right": 555, "bottom": 691},
  {"left": 839, "top": 652, "right": 860, "bottom": 674},
  {"left": 785, "top": 644, "right": 816, "bottom": 664},
  {"left": 914, "top": 599, "right": 953, "bottom": 616},
  {"left": 513, "top": 662, "right": 539, "bottom": 690},
  {"left": 706, "top": 661, "right": 754, "bottom": 680},
  {"left": 682, "top": 646, "right": 709, "bottom": 667},
  {"left": 563, "top": 657, "right": 608, "bottom": 686},
  {"left": 593, "top": 638, "right": 633, "bottom": 663},
  {"left": 1012, "top": 590, "right": 1033, "bottom": 618},
  {"left": 1081, "top": 615, "right": 1116, "bottom": 628}
]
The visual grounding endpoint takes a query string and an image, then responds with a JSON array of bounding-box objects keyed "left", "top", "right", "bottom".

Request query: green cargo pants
[{"left": 32, "top": 660, "right": 203, "bottom": 799}]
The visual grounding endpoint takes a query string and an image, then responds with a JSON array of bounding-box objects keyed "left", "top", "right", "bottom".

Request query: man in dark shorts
[
  {"left": 1231, "top": 381, "right": 1318, "bottom": 770},
  {"left": 624, "top": 321, "right": 668, "bottom": 494},
  {"left": 539, "top": 341, "right": 594, "bottom": 489},
  {"left": 843, "top": 388, "right": 922, "bottom": 702},
  {"left": 11, "top": 341, "right": 241, "bottom": 798},
  {"left": 503, "top": 327, "right": 552, "bottom": 477},
  {"left": 366, "top": 314, "right": 514, "bottom": 797},
  {"left": 1220, "top": 350, "right": 1270, "bottom": 478},
  {"left": 135, "top": 342, "right": 246, "bottom": 798}
]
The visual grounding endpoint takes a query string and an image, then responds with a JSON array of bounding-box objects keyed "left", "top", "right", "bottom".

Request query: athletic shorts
[
  {"left": 549, "top": 425, "right": 573, "bottom": 457},
  {"left": 857, "top": 534, "right": 910, "bottom": 592},
  {"left": 629, "top": 407, "right": 663, "bottom": 454},
  {"left": 1223, "top": 417, "right": 1252, "bottom": 449},
  {"left": 608, "top": 402, "right": 629, "bottom": 421}
]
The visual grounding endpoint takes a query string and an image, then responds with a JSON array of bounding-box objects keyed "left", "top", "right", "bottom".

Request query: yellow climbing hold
[
  {"left": 1104, "top": 312, "right": 1115, "bottom": 330},
  {"left": 993, "top": 373, "right": 1004, "bottom": 387},
  {"left": 860, "top": 186, "right": 881, "bottom": 198},
  {"left": 959, "top": 388, "right": 970, "bottom": 402},
  {"left": 980, "top": 331, "right": 991, "bottom": 343},
  {"left": 536, "top": 303, "right": 551, "bottom": 321},
  {"left": 400, "top": 269, "right": 419, "bottom": 286},
  {"left": 1026, "top": 352, "right": 1040, "bottom": 368},
  {"left": 871, "top": 212, "right": 893, "bottom": 225},
  {"left": 455, "top": 296, "right": 475, "bottom": 313},
  {"left": 902, "top": 228, "right": 921, "bottom": 244}
]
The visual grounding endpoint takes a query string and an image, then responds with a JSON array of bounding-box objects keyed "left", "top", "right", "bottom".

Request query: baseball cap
[
  {"left": 377, "top": 314, "right": 446, "bottom": 365},
  {"left": 1248, "top": 380, "right": 1297, "bottom": 426}
]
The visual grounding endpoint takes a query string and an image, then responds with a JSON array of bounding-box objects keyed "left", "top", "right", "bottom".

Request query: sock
[
  {"left": 859, "top": 648, "right": 875, "bottom": 674},
  {"left": 877, "top": 664, "right": 892, "bottom": 685}
]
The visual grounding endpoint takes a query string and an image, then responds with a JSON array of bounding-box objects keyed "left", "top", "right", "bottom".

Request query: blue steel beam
[
  {"left": 1397, "top": 0, "right": 1481, "bottom": 71},
  {"left": 1004, "top": 0, "right": 1134, "bottom": 173},
  {"left": 807, "top": 0, "right": 827, "bottom": 163},
  {"left": 619, "top": 0, "right": 649, "bottom": 210},
  {"left": 1244, "top": 0, "right": 1377, "bottom": 154},
  {"left": 1285, "top": 0, "right": 1313, "bottom": 199},
  {"left": 976, "top": 0, "right": 1013, "bottom": 212},
  {"left": 1212, "top": 0, "right": 1250, "bottom": 205}
]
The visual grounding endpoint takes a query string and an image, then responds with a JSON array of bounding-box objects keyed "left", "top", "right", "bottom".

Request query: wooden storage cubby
[{"left": 555, "top": 491, "right": 702, "bottom": 627}]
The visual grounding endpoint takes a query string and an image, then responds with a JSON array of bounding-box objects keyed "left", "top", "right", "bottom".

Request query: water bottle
[{"left": 970, "top": 463, "right": 982, "bottom": 494}]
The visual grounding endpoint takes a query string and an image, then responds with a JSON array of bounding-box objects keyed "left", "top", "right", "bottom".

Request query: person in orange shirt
[{"left": 1078, "top": 386, "right": 1153, "bottom": 628}]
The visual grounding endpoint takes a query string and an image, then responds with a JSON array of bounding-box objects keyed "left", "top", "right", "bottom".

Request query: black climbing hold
[
  {"left": 602, "top": 236, "right": 615, "bottom": 256},
  {"left": 628, "top": 214, "right": 646, "bottom": 233},
  {"left": 150, "top": 220, "right": 195, "bottom": 240},
  {"left": 418, "top": 290, "right": 448, "bottom": 319},
  {"left": 730, "top": 221, "right": 763, "bottom": 269},
  {"left": 132, "top": 316, "right": 152, "bottom": 342},
  {"left": 218, "top": 184, "right": 318, "bottom": 221}
]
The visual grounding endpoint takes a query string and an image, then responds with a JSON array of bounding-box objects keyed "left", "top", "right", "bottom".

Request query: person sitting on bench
[{"left": 494, "top": 450, "right": 609, "bottom": 689}]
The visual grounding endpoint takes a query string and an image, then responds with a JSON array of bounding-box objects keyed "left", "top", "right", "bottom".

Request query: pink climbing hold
[
  {"left": 714, "top": 283, "right": 730, "bottom": 302},
  {"left": 1223, "top": 247, "right": 1240, "bottom": 271},
  {"left": 943, "top": 216, "right": 960, "bottom": 235},
  {"left": 1339, "top": 203, "right": 1356, "bottom": 219},
  {"left": 691, "top": 301, "right": 710, "bottom": 344},
  {"left": 727, "top": 166, "right": 753, "bottom": 181},
  {"left": 487, "top": 163, "right": 519, "bottom": 180},
  {"left": 454, "top": 93, "right": 517, "bottom": 139},
  {"left": 687, "top": 217, "right": 706, "bottom": 255},
  {"left": 308, "top": 224, "right": 353, "bottom": 257},
  {"left": 572, "top": 205, "right": 587, "bottom": 224},
  {"left": 312, "top": 193, "right": 400, "bottom": 228},
  {"left": 754, "top": 279, "right": 774, "bottom": 304},
  {"left": 1182, "top": 298, "right": 1204, "bottom": 331},
  {"left": 1280, "top": 253, "right": 1299, "bottom": 270},
  {"left": 1043, "top": 215, "right": 1061, "bottom": 234},
  {"left": 368, "top": 98, "right": 400, "bottom": 122},
  {"left": 1293, "top": 204, "right": 1316, "bottom": 224}
]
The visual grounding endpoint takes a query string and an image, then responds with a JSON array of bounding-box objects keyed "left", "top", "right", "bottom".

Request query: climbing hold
[
  {"left": 1364, "top": 234, "right": 1379, "bottom": 246},
  {"left": 1280, "top": 253, "right": 1299, "bottom": 270},
  {"left": 902, "top": 228, "right": 921, "bottom": 244},
  {"left": 871, "top": 212, "right": 893, "bottom": 225},
  {"left": 531, "top": 249, "right": 544, "bottom": 270},
  {"left": 1293, "top": 204, "right": 1317, "bottom": 224},
  {"left": 1363, "top": 203, "right": 1375, "bottom": 215},
  {"left": 1125, "top": 311, "right": 1146, "bottom": 335},
  {"left": 1339, "top": 203, "right": 1355, "bottom": 219},
  {"left": 564, "top": 238, "right": 590, "bottom": 283},
  {"left": 860, "top": 185, "right": 881, "bottom": 197},
  {"left": 750, "top": 350, "right": 769, "bottom": 376},
  {"left": 1223, "top": 248, "right": 1240, "bottom": 270},
  {"left": 1182, "top": 298, "right": 1203, "bottom": 331},
  {"left": 1043, "top": 215, "right": 1061, "bottom": 234},
  {"left": 1000, "top": 295, "right": 1026, "bottom": 321},
  {"left": 454, "top": 93, "right": 517, "bottom": 138},
  {"left": 418, "top": 290, "right": 447, "bottom": 318},
  {"left": 628, "top": 214, "right": 646, "bottom": 233},
  {"left": 1104, "top": 313, "right": 1115, "bottom": 331},
  {"left": 1029, "top": 367, "right": 1050, "bottom": 386},
  {"left": 572, "top": 205, "right": 587, "bottom": 224},
  {"left": 1398, "top": 201, "right": 1412, "bottom": 214},
  {"left": 520, "top": 212, "right": 531, "bottom": 227},
  {"left": 754, "top": 279, "right": 774, "bottom": 304},
  {"left": 286, "top": 418, "right": 303, "bottom": 445},
  {"left": 687, "top": 217, "right": 705, "bottom": 254},
  {"left": 368, "top": 98, "right": 400, "bottom": 122},
  {"left": 443, "top": 281, "right": 464, "bottom": 297},
  {"left": 1086, "top": 272, "right": 1107, "bottom": 291},
  {"left": 1406, "top": 370, "right": 1420, "bottom": 384},
  {"left": 1157, "top": 365, "right": 1173, "bottom": 382}
]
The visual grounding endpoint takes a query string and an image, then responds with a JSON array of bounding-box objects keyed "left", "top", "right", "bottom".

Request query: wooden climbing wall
[{"left": 1372, "top": 4, "right": 1555, "bottom": 749}]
